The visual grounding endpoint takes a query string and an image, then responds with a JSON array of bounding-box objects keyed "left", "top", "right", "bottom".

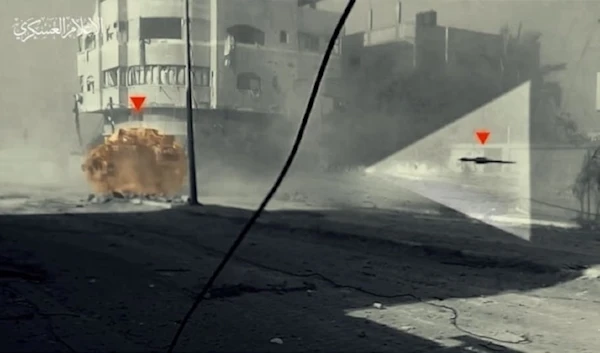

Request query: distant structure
[
  {"left": 75, "top": 0, "right": 342, "bottom": 142},
  {"left": 587, "top": 132, "right": 600, "bottom": 142},
  {"left": 340, "top": 4, "right": 539, "bottom": 139},
  {"left": 340, "top": 6, "right": 511, "bottom": 76},
  {"left": 309, "top": 1, "right": 541, "bottom": 171}
]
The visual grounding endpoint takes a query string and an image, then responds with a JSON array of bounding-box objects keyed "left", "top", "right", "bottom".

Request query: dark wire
[
  {"left": 184, "top": 0, "right": 199, "bottom": 205},
  {"left": 166, "top": 1, "right": 356, "bottom": 351}
]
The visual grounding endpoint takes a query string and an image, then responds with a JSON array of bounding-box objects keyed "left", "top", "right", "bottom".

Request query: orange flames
[{"left": 81, "top": 128, "right": 187, "bottom": 196}]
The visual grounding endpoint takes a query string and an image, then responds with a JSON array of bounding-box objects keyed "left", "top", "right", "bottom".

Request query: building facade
[
  {"left": 76, "top": 0, "right": 342, "bottom": 136},
  {"left": 340, "top": 7, "right": 535, "bottom": 97}
]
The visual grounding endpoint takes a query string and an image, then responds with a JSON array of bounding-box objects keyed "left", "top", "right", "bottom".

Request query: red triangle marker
[
  {"left": 129, "top": 95, "right": 146, "bottom": 112},
  {"left": 475, "top": 130, "right": 490, "bottom": 145}
]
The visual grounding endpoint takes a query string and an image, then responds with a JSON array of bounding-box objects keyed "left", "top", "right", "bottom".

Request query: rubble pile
[{"left": 81, "top": 128, "right": 187, "bottom": 198}]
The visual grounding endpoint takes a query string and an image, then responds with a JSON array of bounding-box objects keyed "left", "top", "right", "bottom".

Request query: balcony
[
  {"left": 122, "top": 85, "right": 210, "bottom": 108},
  {"left": 363, "top": 23, "right": 416, "bottom": 47},
  {"left": 128, "top": 40, "right": 210, "bottom": 66}
]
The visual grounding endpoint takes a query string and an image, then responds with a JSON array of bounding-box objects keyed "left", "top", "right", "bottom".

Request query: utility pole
[{"left": 184, "top": 0, "right": 199, "bottom": 205}]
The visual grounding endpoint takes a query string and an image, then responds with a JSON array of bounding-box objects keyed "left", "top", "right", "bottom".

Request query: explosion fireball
[{"left": 81, "top": 128, "right": 187, "bottom": 197}]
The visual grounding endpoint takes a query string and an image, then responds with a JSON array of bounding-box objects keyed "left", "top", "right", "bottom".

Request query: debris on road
[
  {"left": 580, "top": 266, "right": 600, "bottom": 279},
  {"left": 82, "top": 128, "right": 187, "bottom": 197},
  {"left": 269, "top": 337, "right": 283, "bottom": 344}
]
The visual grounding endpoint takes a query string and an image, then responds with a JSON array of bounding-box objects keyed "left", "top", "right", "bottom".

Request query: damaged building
[{"left": 75, "top": 0, "right": 342, "bottom": 166}]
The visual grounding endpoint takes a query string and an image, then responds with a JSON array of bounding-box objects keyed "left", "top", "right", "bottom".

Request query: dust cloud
[
  {"left": 0, "top": 1, "right": 92, "bottom": 194},
  {"left": 0, "top": 126, "right": 89, "bottom": 196}
]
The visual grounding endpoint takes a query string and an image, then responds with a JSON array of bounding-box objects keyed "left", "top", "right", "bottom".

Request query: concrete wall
[
  {"left": 339, "top": 13, "right": 510, "bottom": 99},
  {"left": 414, "top": 24, "right": 506, "bottom": 79},
  {"left": 341, "top": 32, "right": 414, "bottom": 92},
  {"left": 529, "top": 146, "right": 593, "bottom": 220},
  {"left": 214, "top": 0, "right": 341, "bottom": 114},
  {"left": 445, "top": 27, "right": 503, "bottom": 78},
  {"left": 414, "top": 25, "right": 445, "bottom": 71}
]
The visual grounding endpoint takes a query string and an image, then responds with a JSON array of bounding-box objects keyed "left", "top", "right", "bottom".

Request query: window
[
  {"left": 140, "top": 17, "right": 182, "bottom": 40},
  {"left": 102, "top": 68, "right": 119, "bottom": 87},
  {"left": 333, "top": 38, "right": 341, "bottom": 55},
  {"left": 224, "top": 34, "right": 235, "bottom": 56},
  {"left": 78, "top": 75, "right": 84, "bottom": 92},
  {"left": 226, "top": 25, "right": 265, "bottom": 45},
  {"left": 86, "top": 76, "right": 95, "bottom": 93},
  {"left": 279, "top": 30, "right": 288, "bottom": 43},
  {"left": 84, "top": 33, "right": 96, "bottom": 50},
  {"left": 192, "top": 67, "right": 210, "bottom": 86},
  {"left": 105, "top": 23, "right": 115, "bottom": 42},
  {"left": 298, "top": 32, "right": 319, "bottom": 52},
  {"left": 104, "top": 21, "right": 126, "bottom": 43},
  {"left": 237, "top": 72, "right": 261, "bottom": 92}
]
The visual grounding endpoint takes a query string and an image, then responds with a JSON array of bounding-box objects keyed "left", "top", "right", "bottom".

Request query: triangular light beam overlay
[{"left": 365, "top": 81, "right": 532, "bottom": 240}]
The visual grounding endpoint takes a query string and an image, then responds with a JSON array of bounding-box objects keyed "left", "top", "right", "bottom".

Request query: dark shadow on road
[{"left": 0, "top": 200, "right": 592, "bottom": 351}]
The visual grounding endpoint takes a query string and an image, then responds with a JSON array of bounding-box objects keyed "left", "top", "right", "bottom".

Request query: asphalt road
[{"left": 1, "top": 172, "right": 600, "bottom": 352}]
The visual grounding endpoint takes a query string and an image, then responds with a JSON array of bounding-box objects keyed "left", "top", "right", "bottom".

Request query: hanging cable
[
  {"left": 166, "top": 1, "right": 356, "bottom": 351},
  {"left": 184, "top": 0, "right": 199, "bottom": 205}
]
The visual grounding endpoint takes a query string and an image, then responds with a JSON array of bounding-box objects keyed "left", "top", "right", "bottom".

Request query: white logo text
[{"left": 13, "top": 17, "right": 102, "bottom": 42}]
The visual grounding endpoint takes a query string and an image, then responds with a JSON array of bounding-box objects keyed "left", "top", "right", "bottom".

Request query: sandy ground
[{"left": 1, "top": 170, "right": 600, "bottom": 352}]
